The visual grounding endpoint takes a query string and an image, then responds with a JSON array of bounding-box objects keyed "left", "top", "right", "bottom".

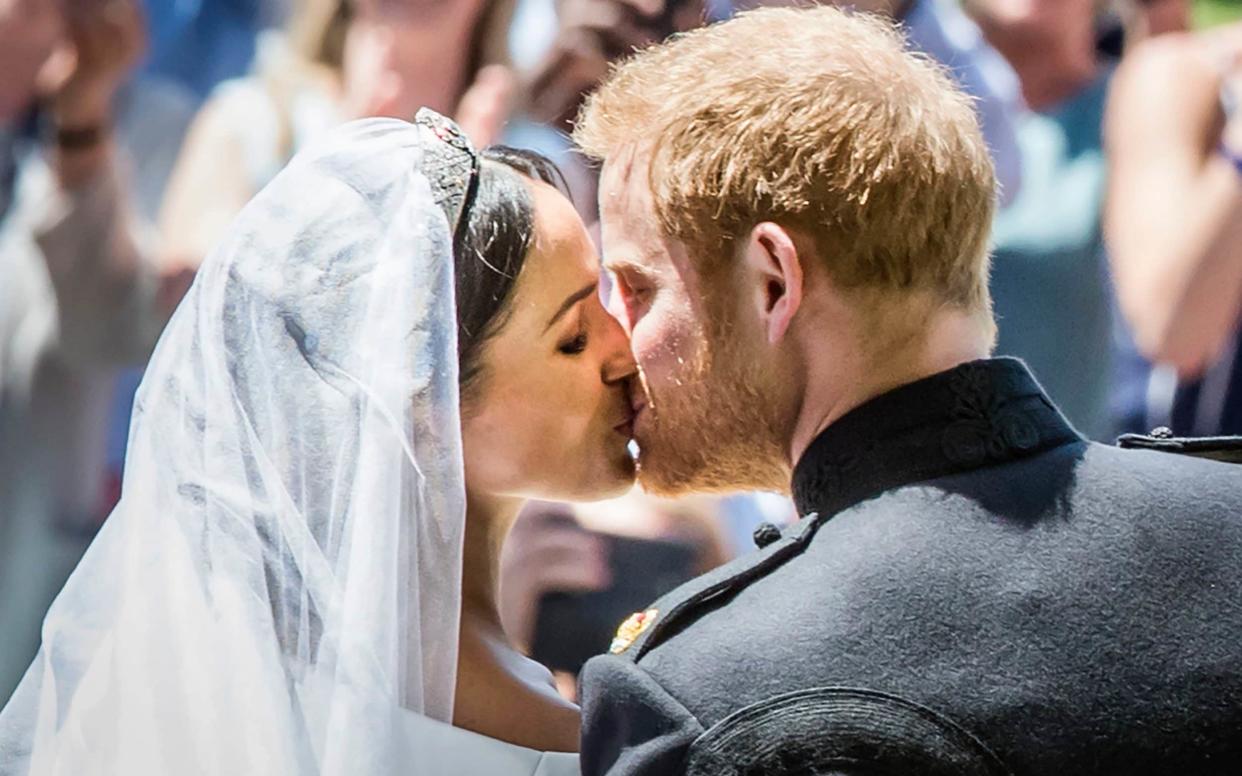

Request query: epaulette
[
  {"left": 607, "top": 513, "right": 823, "bottom": 662},
  {"left": 1118, "top": 427, "right": 1242, "bottom": 464}
]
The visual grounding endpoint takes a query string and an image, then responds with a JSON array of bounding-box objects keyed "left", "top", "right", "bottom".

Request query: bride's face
[{"left": 460, "top": 179, "right": 639, "bottom": 502}]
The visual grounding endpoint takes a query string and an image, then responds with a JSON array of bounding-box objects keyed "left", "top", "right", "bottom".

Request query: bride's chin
[
  {"left": 583, "top": 445, "right": 639, "bottom": 501},
  {"left": 535, "top": 440, "right": 637, "bottom": 503}
]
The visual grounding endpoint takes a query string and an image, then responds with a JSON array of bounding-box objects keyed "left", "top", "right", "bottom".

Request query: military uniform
[{"left": 579, "top": 358, "right": 1242, "bottom": 776}]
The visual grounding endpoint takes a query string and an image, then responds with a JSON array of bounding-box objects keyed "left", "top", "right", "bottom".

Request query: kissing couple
[{"left": 6, "top": 6, "right": 1242, "bottom": 776}]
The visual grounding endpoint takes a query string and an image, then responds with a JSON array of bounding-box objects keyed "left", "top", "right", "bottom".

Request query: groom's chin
[
  {"left": 631, "top": 438, "right": 699, "bottom": 498},
  {"left": 634, "top": 443, "right": 745, "bottom": 498},
  {"left": 634, "top": 425, "right": 791, "bottom": 497},
  {"left": 634, "top": 461, "right": 695, "bottom": 499}
]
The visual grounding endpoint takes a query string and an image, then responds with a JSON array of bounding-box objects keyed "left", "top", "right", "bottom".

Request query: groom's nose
[
  {"left": 600, "top": 308, "right": 638, "bottom": 386},
  {"left": 600, "top": 271, "right": 632, "bottom": 337}
]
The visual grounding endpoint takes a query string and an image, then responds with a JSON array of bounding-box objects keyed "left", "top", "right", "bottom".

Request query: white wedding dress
[{"left": 0, "top": 115, "right": 581, "bottom": 775}]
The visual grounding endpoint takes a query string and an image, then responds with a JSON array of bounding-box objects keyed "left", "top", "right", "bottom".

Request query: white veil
[{"left": 0, "top": 117, "right": 469, "bottom": 774}]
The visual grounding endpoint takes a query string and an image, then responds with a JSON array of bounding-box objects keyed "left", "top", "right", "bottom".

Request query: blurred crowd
[{"left": 2, "top": 0, "right": 1241, "bottom": 704}]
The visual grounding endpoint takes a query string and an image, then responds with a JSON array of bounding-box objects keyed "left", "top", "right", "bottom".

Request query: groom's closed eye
[{"left": 608, "top": 270, "right": 653, "bottom": 330}]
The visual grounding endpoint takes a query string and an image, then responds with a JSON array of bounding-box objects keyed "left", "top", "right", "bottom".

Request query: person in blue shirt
[
  {"left": 142, "top": 0, "right": 280, "bottom": 100},
  {"left": 965, "top": 0, "right": 1117, "bottom": 440}
]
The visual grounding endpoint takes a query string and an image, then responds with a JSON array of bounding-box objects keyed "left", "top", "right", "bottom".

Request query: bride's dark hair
[{"left": 453, "top": 146, "right": 570, "bottom": 400}]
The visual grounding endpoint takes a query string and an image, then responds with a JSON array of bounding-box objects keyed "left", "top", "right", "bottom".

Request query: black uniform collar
[{"left": 791, "top": 357, "right": 1082, "bottom": 519}]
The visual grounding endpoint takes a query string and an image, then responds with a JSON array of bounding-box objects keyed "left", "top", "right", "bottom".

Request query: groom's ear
[{"left": 741, "top": 222, "right": 804, "bottom": 346}]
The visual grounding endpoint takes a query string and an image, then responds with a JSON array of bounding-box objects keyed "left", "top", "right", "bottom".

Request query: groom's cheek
[{"left": 629, "top": 318, "right": 671, "bottom": 386}]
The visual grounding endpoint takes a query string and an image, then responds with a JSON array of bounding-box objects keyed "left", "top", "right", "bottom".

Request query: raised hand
[
  {"left": 454, "top": 64, "right": 516, "bottom": 149},
  {"left": 499, "top": 503, "right": 612, "bottom": 655},
  {"left": 40, "top": 0, "right": 146, "bottom": 128},
  {"left": 526, "top": 0, "right": 707, "bottom": 128}
]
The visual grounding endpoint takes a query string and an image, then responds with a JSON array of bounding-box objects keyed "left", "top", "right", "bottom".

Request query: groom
[{"left": 574, "top": 6, "right": 1242, "bottom": 775}]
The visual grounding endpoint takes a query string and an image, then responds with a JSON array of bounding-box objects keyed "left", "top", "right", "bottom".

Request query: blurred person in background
[
  {"left": 1095, "top": 0, "right": 1197, "bottom": 435},
  {"left": 98, "top": 0, "right": 290, "bottom": 539},
  {"left": 525, "top": 0, "right": 710, "bottom": 132},
  {"left": 142, "top": 0, "right": 287, "bottom": 101},
  {"left": 0, "top": 0, "right": 185, "bottom": 703},
  {"left": 1098, "top": 0, "right": 1193, "bottom": 55},
  {"left": 963, "top": 0, "right": 1121, "bottom": 440},
  {"left": 499, "top": 493, "right": 730, "bottom": 702},
  {"left": 517, "top": 0, "right": 710, "bottom": 220},
  {"left": 899, "top": 0, "right": 1027, "bottom": 205},
  {"left": 1118, "top": 0, "right": 1192, "bottom": 39},
  {"left": 157, "top": 0, "right": 517, "bottom": 288},
  {"left": 1105, "top": 14, "right": 1242, "bottom": 434}
]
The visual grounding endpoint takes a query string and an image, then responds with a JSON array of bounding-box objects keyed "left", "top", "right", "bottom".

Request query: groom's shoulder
[
  {"left": 578, "top": 514, "right": 825, "bottom": 775},
  {"left": 606, "top": 512, "right": 823, "bottom": 663}
]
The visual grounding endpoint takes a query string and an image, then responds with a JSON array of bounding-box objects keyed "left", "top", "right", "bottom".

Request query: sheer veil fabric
[{"left": 0, "top": 118, "right": 468, "bottom": 774}]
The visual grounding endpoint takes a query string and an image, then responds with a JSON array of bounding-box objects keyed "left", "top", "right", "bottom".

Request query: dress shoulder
[
  {"left": 394, "top": 708, "right": 579, "bottom": 776},
  {"left": 533, "top": 751, "right": 582, "bottom": 776}
]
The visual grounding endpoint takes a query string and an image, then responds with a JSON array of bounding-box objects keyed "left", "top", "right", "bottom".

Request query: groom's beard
[{"left": 634, "top": 317, "right": 790, "bottom": 498}]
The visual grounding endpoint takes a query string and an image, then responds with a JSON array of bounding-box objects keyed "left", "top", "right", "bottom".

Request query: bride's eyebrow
[{"left": 544, "top": 281, "right": 598, "bottom": 332}]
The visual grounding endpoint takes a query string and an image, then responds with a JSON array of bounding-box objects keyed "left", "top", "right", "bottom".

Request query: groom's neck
[{"left": 787, "top": 304, "right": 993, "bottom": 467}]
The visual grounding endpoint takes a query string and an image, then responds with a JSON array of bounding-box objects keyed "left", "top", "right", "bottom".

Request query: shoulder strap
[
  {"left": 1118, "top": 428, "right": 1242, "bottom": 464},
  {"left": 616, "top": 513, "right": 823, "bottom": 662}
]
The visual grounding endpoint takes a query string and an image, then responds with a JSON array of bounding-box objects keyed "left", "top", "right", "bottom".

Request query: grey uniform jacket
[{"left": 579, "top": 358, "right": 1242, "bottom": 776}]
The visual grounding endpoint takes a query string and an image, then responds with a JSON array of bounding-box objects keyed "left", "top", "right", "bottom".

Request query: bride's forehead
[
  {"left": 518, "top": 232, "right": 598, "bottom": 304},
  {"left": 503, "top": 233, "right": 597, "bottom": 320},
  {"left": 526, "top": 183, "right": 596, "bottom": 265}
]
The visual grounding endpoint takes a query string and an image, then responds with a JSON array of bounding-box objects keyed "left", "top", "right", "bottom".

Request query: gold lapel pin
[{"left": 609, "top": 608, "right": 660, "bottom": 654}]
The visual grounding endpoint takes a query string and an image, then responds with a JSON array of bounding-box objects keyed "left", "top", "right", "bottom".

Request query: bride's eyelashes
[{"left": 557, "top": 324, "right": 588, "bottom": 356}]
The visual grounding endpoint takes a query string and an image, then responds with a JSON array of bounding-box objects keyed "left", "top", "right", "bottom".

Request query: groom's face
[{"left": 598, "top": 153, "right": 790, "bottom": 496}]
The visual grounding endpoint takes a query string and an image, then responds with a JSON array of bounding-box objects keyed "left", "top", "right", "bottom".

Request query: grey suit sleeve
[{"left": 579, "top": 654, "right": 703, "bottom": 776}]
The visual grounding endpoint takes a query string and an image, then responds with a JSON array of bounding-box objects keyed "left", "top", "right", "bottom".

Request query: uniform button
[{"left": 753, "top": 522, "right": 782, "bottom": 549}]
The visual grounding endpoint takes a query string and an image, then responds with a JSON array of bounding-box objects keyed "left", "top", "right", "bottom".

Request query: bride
[{"left": 0, "top": 111, "right": 640, "bottom": 774}]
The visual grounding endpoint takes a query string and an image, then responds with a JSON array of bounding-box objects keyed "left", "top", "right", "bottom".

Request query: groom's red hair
[{"left": 574, "top": 5, "right": 997, "bottom": 322}]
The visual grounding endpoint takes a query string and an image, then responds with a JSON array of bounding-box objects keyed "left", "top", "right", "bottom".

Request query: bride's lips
[
  {"left": 613, "top": 411, "right": 635, "bottom": 438},
  {"left": 613, "top": 401, "right": 646, "bottom": 438}
]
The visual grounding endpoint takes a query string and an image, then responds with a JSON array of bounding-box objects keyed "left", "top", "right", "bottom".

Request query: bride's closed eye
[
  {"left": 557, "top": 328, "right": 588, "bottom": 356},
  {"left": 547, "top": 281, "right": 598, "bottom": 357}
]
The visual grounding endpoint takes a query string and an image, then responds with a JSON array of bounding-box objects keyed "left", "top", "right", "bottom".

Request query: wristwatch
[{"left": 54, "top": 124, "right": 107, "bottom": 151}]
